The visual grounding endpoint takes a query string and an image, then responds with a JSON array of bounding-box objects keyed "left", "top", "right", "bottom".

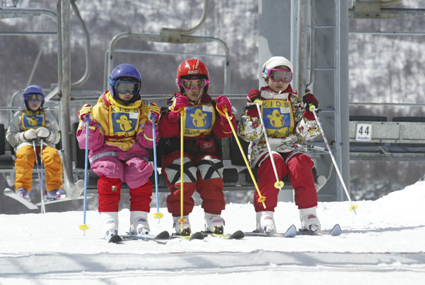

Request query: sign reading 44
[{"left": 355, "top": 124, "right": 372, "bottom": 141}]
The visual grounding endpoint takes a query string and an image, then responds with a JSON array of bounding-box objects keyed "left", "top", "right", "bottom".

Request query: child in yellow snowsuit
[{"left": 6, "top": 85, "right": 64, "bottom": 202}]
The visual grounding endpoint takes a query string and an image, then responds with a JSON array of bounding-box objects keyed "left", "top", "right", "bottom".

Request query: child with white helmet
[
  {"left": 76, "top": 63, "right": 160, "bottom": 240},
  {"left": 238, "top": 56, "right": 322, "bottom": 233},
  {"left": 6, "top": 85, "right": 64, "bottom": 202}
]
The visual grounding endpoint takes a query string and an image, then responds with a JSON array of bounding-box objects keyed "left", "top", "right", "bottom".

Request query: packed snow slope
[{"left": 0, "top": 181, "right": 424, "bottom": 285}]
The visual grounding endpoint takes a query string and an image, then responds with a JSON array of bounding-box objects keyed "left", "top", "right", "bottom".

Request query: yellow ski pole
[
  {"left": 310, "top": 105, "right": 358, "bottom": 214},
  {"left": 179, "top": 109, "right": 187, "bottom": 233},
  {"left": 217, "top": 106, "right": 266, "bottom": 209},
  {"left": 254, "top": 100, "right": 284, "bottom": 190}
]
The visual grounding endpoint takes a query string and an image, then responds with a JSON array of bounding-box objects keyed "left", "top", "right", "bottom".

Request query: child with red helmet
[
  {"left": 6, "top": 85, "right": 64, "bottom": 202},
  {"left": 76, "top": 63, "right": 161, "bottom": 240},
  {"left": 159, "top": 59, "right": 236, "bottom": 235},
  {"left": 238, "top": 56, "right": 322, "bottom": 233}
]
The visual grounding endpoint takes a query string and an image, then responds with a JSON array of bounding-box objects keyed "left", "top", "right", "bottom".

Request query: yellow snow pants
[{"left": 14, "top": 145, "right": 63, "bottom": 192}]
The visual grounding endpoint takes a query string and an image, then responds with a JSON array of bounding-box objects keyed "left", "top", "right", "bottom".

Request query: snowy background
[{"left": 0, "top": 181, "right": 424, "bottom": 284}]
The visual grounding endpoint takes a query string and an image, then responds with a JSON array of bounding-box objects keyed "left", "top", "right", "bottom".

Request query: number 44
[{"left": 355, "top": 124, "right": 372, "bottom": 141}]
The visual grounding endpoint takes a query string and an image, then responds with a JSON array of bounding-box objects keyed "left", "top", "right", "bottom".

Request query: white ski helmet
[{"left": 257, "top": 56, "right": 293, "bottom": 82}]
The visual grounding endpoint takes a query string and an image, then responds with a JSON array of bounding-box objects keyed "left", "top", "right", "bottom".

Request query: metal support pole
[{"left": 296, "top": 0, "right": 308, "bottom": 95}]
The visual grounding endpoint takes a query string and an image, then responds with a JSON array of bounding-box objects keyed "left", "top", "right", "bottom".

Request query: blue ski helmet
[
  {"left": 108, "top": 64, "right": 142, "bottom": 105},
  {"left": 23, "top": 85, "right": 45, "bottom": 111}
]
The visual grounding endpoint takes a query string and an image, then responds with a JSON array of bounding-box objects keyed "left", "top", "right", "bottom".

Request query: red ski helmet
[{"left": 176, "top": 59, "right": 210, "bottom": 94}]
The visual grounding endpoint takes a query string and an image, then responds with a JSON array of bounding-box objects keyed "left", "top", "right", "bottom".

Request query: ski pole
[
  {"left": 79, "top": 118, "right": 90, "bottom": 234},
  {"left": 310, "top": 105, "right": 358, "bottom": 214},
  {"left": 32, "top": 140, "right": 46, "bottom": 214},
  {"left": 150, "top": 114, "right": 163, "bottom": 223},
  {"left": 178, "top": 109, "right": 187, "bottom": 233},
  {"left": 216, "top": 106, "right": 266, "bottom": 209},
  {"left": 254, "top": 100, "right": 284, "bottom": 190},
  {"left": 39, "top": 138, "right": 47, "bottom": 205}
]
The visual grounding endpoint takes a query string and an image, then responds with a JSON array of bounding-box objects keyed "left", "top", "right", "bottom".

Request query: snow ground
[{"left": 0, "top": 181, "right": 424, "bottom": 285}]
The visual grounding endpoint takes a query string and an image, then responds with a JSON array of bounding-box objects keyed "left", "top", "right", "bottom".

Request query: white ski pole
[
  {"left": 32, "top": 140, "right": 46, "bottom": 213},
  {"left": 254, "top": 100, "right": 284, "bottom": 190},
  {"left": 39, "top": 138, "right": 47, "bottom": 202},
  {"left": 310, "top": 105, "right": 358, "bottom": 214}
]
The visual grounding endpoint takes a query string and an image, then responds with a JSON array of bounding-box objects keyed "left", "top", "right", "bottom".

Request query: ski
[
  {"left": 4, "top": 188, "right": 94, "bottom": 210},
  {"left": 297, "top": 224, "right": 341, "bottom": 236},
  {"left": 171, "top": 231, "right": 205, "bottom": 241},
  {"left": 120, "top": 230, "right": 170, "bottom": 244},
  {"left": 244, "top": 224, "right": 297, "bottom": 238},
  {"left": 34, "top": 194, "right": 94, "bottom": 207},
  {"left": 108, "top": 234, "right": 123, "bottom": 243},
  {"left": 203, "top": 230, "right": 245, "bottom": 240},
  {"left": 4, "top": 188, "right": 38, "bottom": 210}
]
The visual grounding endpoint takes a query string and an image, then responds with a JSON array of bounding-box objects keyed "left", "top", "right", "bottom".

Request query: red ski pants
[
  {"left": 254, "top": 152, "right": 318, "bottom": 212},
  {"left": 162, "top": 151, "right": 225, "bottom": 217},
  {"left": 98, "top": 176, "right": 152, "bottom": 212}
]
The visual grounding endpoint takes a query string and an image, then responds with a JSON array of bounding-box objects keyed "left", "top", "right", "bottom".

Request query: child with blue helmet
[
  {"left": 6, "top": 85, "right": 64, "bottom": 202},
  {"left": 76, "top": 63, "right": 160, "bottom": 240}
]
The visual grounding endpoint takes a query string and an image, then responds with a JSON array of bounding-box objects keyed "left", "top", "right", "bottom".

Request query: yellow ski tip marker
[
  {"left": 79, "top": 224, "right": 89, "bottom": 235},
  {"left": 274, "top": 181, "right": 284, "bottom": 189},
  {"left": 257, "top": 196, "right": 266, "bottom": 208},
  {"left": 154, "top": 212, "right": 164, "bottom": 221}
]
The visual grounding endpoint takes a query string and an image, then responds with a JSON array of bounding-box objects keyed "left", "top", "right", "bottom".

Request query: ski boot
[
  {"left": 256, "top": 211, "right": 277, "bottom": 234},
  {"left": 129, "top": 211, "right": 150, "bottom": 235},
  {"left": 299, "top": 206, "right": 321, "bottom": 233},
  {"left": 204, "top": 213, "right": 225, "bottom": 234},
  {"left": 173, "top": 216, "right": 191, "bottom": 236}
]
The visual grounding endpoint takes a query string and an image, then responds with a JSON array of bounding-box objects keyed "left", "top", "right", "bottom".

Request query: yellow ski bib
[
  {"left": 21, "top": 110, "right": 45, "bottom": 131},
  {"left": 261, "top": 99, "right": 294, "bottom": 138},
  {"left": 108, "top": 105, "right": 141, "bottom": 142},
  {"left": 184, "top": 102, "right": 215, "bottom": 137}
]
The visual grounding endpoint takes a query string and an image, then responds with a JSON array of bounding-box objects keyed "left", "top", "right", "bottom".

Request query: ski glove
[
  {"left": 23, "top": 129, "right": 37, "bottom": 140},
  {"left": 78, "top": 104, "right": 92, "bottom": 121},
  {"left": 37, "top": 127, "right": 50, "bottom": 138},
  {"left": 148, "top": 103, "right": 161, "bottom": 124},
  {"left": 247, "top": 89, "right": 261, "bottom": 104},
  {"left": 303, "top": 93, "right": 319, "bottom": 111},
  {"left": 37, "top": 127, "right": 56, "bottom": 143},
  {"left": 303, "top": 93, "right": 319, "bottom": 120},
  {"left": 216, "top": 96, "right": 233, "bottom": 118},
  {"left": 169, "top": 94, "right": 189, "bottom": 121}
]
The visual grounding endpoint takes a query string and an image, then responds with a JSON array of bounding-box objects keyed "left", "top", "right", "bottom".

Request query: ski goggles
[
  {"left": 178, "top": 79, "right": 210, "bottom": 91},
  {"left": 24, "top": 93, "right": 44, "bottom": 102},
  {"left": 264, "top": 68, "right": 293, "bottom": 83},
  {"left": 109, "top": 79, "right": 141, "bottom": 96}
]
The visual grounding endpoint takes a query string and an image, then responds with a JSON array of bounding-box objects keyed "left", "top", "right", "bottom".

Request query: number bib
[
  {"left": 261, "top": 99, "right": 295, "bottom": 138},
  {"left": 108, "top": 105, "right": 140, "bottom": 141},
  {"left": 184, "top": 102, "right": 215, "bottom": 137},
  {"left": 21, "top": 110, "right": 45, "bottom": 131}
]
